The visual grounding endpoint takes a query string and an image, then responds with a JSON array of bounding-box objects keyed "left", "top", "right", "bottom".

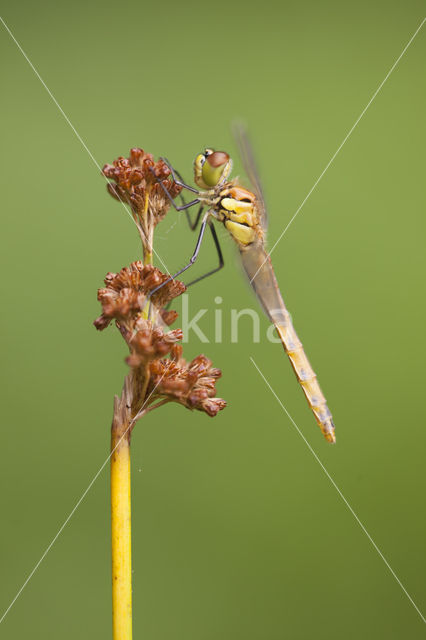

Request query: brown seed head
[
  {"left": 98, "top": 147, "right": 227, "bottom": 428},
  {"left": 94, "top": 261, "right": 186, "bottom": 331},
  {"left": 126, "top": 321, "right": 183, "bottom": 368},
  {"left": 148, "top": 347, "right": 226, "bottom": 417},
  {"left": 102, "top": 148, "right": 182, "bottom": 223}
]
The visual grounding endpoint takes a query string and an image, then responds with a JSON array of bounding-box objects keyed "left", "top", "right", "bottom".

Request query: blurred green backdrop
[{"left": 1, "top": 1, "right": 425, "bottom": 638}]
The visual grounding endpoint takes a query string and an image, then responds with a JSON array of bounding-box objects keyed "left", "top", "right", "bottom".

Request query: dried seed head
[
  {"left": 148, "top": 347, "right": 226, "bottom": 417},
  {"left": 99, "top": 146, "right": 226, "bottom": 429},
  {"left": 160, "top": 308, "right": 179, "bottom": 326},
  {"left": 126, "top": 321, "right": 183, "bottom": 368},
  {"left": 96, "top": 264, "right": 227, "bottom": 423},
  {"left": 102, "top": 148, "right": 182, "bottom": 224},
  {"left": 94, "top": 261, "right": 186, "bottom": 332}
]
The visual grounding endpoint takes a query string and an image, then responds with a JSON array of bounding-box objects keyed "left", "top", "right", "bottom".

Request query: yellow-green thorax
[{"left": 215, "top": 185, "right": 261, "bottom": 246}]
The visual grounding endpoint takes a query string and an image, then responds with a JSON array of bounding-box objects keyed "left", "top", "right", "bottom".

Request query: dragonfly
[{"left": 150, "top": 125, "right": 336, "bottom": 443}]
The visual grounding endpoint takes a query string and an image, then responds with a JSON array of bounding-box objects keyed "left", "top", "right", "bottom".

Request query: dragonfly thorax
[{"left": 216, "top": 185, "right": 260, "bottom": 246}]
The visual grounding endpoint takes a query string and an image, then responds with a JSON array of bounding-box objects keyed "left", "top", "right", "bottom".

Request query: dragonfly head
[{"left": 194, "top": 149, "right": 232, "bottom": 189}]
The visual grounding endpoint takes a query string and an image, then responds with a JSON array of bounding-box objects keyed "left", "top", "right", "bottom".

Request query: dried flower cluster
[
  {"left": 103, "top": 148, "right": 182, "bottom": 261},
  {"left": 94, "top": 261, "right": 184, "bottom": 331},
  {"left": 95, "top": 261, "right": 226, "bottom": 430},
  {"left": 149, "top": 347, "right": 226, "bottom": 417},
  {"left": 97, "top": 148, "right": 226, "bottom": 436}
]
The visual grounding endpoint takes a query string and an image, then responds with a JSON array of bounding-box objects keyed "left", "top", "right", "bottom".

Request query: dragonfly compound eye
[{"left": 202, "top": 151, "right": 231, "bottom": 187}]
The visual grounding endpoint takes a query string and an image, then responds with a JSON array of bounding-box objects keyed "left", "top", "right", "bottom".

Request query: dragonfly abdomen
[{"left": 275, "top": 323, "right": 336, "bottom": 443}]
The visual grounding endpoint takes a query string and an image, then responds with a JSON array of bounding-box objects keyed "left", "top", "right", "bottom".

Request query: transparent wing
[
  {"left": 232, "top": 120, "right": 268, "bottom": 232},
  {"left": 239, "top": 240, "right": 285, "bottom": 326}
]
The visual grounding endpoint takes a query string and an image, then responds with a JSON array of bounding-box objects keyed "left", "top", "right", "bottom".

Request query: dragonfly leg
[
  {"left": 148, "top": 213, "right": 210, "bottom": 301},
  {"left": 160, "top": 157, "right": 199, "bottom": 194},
  {"left": 185, "top": 220, "right": 224, "bottom": 288},
  {"left": 149, "top": 166, "right": 200, "bottom": 212},
  {"left": 159, "top": 214, "right": 223, "bottom": 312},
  {"left": 173, "top": 168, "right": 194, "bottom": 214},
  {"left": 177, "top": 189, "right": 188, "bottom": 209},
  {"left": 185, "top": 204, "right": 204, "bottom": 231}
]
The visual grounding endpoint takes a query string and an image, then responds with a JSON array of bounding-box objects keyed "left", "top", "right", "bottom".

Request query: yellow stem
[{"left": 111, "top": 426, "right": 132, "bottom": 640}]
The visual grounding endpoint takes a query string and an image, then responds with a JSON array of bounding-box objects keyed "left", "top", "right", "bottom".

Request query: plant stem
[
  {"left": 111, "top": 422, "right": 132, "bottom": 640},
  {"left": 110, "top": 188, "right": 156, "bottom": 637},
  {"left": 141, "top": 192, "right": 153, "bottom": 318},
  {"left": 142, "top": 188, "right": 153, "bottom": 267}
]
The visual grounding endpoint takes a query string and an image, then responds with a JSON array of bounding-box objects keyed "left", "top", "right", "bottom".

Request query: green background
[{"left": 1, "top": 1, "right": 425, "bottom": 638}]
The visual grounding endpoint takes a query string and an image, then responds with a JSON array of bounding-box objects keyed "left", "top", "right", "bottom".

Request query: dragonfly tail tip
[{"left": 322, "top": 421, "right": 336, "bottom": 444}]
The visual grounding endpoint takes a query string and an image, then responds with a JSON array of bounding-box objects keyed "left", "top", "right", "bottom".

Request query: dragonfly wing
[
  {"left": 232, "top": 121, "right": 268, "bottom": 233},
  {"left": 239, "top": 241, "right": 286, "bottom": 326}
]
